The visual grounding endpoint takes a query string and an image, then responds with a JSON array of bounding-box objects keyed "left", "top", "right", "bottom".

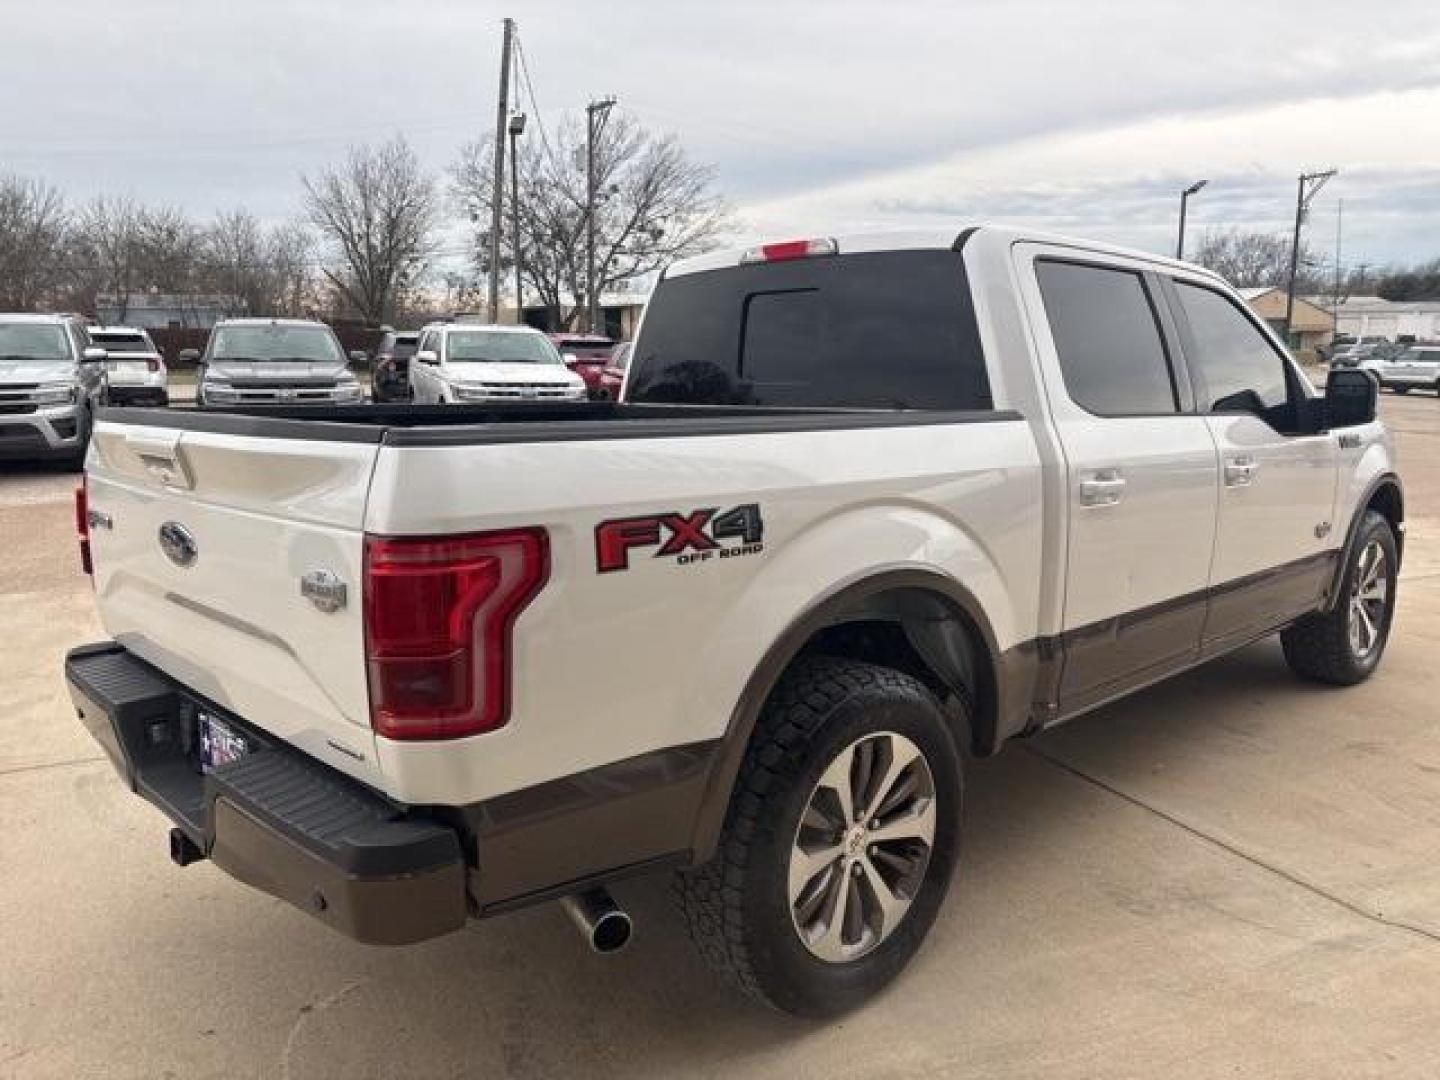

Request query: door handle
[
  {"left": 1079, "top": 470, "right": 1126, "bottom": 507},
  {"left": 1224, "top": 456, "right": 1257, "bottom": 487}
]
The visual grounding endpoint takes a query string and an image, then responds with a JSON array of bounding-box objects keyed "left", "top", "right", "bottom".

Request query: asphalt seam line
[
  {"left": 1023, "top": 744, "right": 1440, "bottom": 947},
  {"left": 0, "top": 756, "right": 105, "bottom": 778}
]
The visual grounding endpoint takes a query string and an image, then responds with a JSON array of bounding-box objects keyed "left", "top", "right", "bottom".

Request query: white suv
[
  {"left": 86, "top": 326, "right": 169, "bottom": 407},
  {"left": 1368, "top": 344, "right": 1440, "bottom": 395},
  {"left": 409, "top": 322, "right": 587, "bottom": 403}
]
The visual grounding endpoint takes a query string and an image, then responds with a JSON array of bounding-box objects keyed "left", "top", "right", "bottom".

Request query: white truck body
[{"left": 67, "top": 224, "right": 1404, "bottom": 1013}]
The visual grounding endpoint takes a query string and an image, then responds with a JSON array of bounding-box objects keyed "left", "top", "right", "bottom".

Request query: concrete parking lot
[{"left": 2, "top": 395, "right": 1438, "bottom": 1079}]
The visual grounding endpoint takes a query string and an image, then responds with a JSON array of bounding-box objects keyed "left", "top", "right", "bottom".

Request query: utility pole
[
  {"left": 486, "top": 17, "right": 515, "bottom": 324},
  {"left": 1175, "top": 179, "right": 1208, "bottom": 260},
  {"left": 1332, "top": 198, "right": 1343, "bottom": 318},
  {"left": 509, "top": 111, "right": 526, "bottom": 322},
  {"left": 585, "top": 96, "right": 617, "bottom": 333},
  {"left": 1283, "top": 167, "right": 1337, "bottom": 343}
]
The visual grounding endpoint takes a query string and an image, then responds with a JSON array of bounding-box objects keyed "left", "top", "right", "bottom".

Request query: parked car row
[{"left": 0, "top": 310, "right": 637, "bottom": 465}]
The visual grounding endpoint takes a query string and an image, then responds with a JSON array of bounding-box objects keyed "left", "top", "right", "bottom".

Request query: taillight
[
  {"left": 740, "top": 237, "right": 838, "bottom": 264},
  {"left": 363, "top": 528, "right": 549, "bottom": 740},
  {"left": 75, "top": 480, "right": 92, "bottom": 576},
  {"left": 146, "top": 358, "right": 160, "bottom": 372}
]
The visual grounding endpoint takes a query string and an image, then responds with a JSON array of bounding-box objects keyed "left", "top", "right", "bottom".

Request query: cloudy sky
[{"left": 5, "top": 0, "right": 1439, "bottom": 271}]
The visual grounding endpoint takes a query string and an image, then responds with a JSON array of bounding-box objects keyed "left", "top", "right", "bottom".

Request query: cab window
[{"left": 1173, "top": 282, "right": 1296, "bottom": 429}]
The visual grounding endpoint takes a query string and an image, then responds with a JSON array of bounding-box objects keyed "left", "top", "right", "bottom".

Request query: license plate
[{"left": 197, "top": 711, "right": 250, "bottom": 773}]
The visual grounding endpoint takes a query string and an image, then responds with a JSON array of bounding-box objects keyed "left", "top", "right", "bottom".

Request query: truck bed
[{"left": 102, "top": 401, "right": 1019, "bottom": 445}]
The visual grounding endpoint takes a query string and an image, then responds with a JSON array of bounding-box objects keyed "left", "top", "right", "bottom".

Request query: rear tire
[
  {"left": 675, "top": 656, "right": 962, "bottom": 1017},
  {"left": 1281, "top": 511, "right": 1398, "bottom": 685}
]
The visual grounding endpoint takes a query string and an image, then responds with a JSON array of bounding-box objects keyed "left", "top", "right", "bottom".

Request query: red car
[
  {"left": 549, "top": 334, "right": 616, "bottom": 399},
  {"left": 596, "top": 342, "right": 631, "bottom": 401}
]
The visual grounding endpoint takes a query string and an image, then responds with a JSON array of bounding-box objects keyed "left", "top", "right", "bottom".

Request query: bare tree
[
  {"left": 303, "top": 136, "right": 438, "bottom": 323},
  {"left": 134, "top": 205, "right": 206, "bottom": 293},
  {"left": 69, "top": 195, "right": 143, "bottom": 320},
  {"left": 1192, "top": 227, "right": 1323, "bottom": 291},
  {"left": 204, "top": 208, "right": 266, "bottom": 316},
  {"left": 0, "top": 175, "right": 69, "bottom": 310},
  {"left": 453, "top": 113, "right": 730, "bottom": 329},
  {"left": 266, "top": 221, "right": 318, "bottom": 317},
  {"left": 202, "top": 211, "right": 319, "bottom": 317}
]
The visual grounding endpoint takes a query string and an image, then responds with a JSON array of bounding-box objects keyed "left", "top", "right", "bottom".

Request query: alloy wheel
[
  {"left": 788, "top": 731, "right": 936, "bottom": 963},
  {"left": 1348, "top": 538, "right": 1389, "bottom": 659}
]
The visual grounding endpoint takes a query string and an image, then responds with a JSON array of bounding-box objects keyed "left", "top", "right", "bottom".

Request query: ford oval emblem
[{"left": 158, "top": 522, "right": 198, "bottom": 568}]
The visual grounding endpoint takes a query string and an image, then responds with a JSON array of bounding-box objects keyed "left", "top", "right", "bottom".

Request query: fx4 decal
[{"left": 595, "top": 503, "right": 765, "bottom": 573}]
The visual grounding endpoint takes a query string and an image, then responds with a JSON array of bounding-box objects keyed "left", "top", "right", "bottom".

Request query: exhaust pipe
[
  {"left": 560, "top": 888, "right": 632, "bottom": 953},
  {"left": 169, "top": 828, "right": 205, "bottom": 867}
]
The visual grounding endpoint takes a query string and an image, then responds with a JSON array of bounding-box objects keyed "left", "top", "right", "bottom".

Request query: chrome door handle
[
  {"left": 1224, "top": 456, "right": 1257, "bottom": 487},
  {"left": 1079, "top": 471, "right": 1126, "bottom": 507}
]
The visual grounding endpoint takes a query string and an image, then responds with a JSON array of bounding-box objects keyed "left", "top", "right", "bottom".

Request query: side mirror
[
  {"left": 178, "top": 349, "right": 200, "bottom": 364},
  {"left": 563, "top": 352, "right": 579, "bottom": 365},
  {"left": 82, "top": 346, "right": 108, "bottom": 363},
  {"left": 348, "top": 350, "right": 368, "bottom": 364},
  {"left": 1326, "top": 368, "right": 1378, "bottom": 429},
  {"left": 414, "top": 350, "right": 439, "bottom": 365}
]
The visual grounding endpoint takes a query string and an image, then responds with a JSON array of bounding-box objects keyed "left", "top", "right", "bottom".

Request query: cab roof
[
  {"left": 0, "top": 312, "right": 80, "bottom": 324},
  {"left": 665, "top": 224, "right": 1223, "bottom": 284},
  {"left": 420, "top": 322, "right": 545, "bottom": 336},
  {"left": 213, "top": 317, "right": 331, "bottom": 329}
]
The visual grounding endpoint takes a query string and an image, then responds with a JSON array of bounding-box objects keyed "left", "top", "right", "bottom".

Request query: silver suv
[
  {"left": 188, "top": 318, "right": 365, "bottom": 408},
  {"left": 0, "top": 313, "right": 105, "bottom": 467}
]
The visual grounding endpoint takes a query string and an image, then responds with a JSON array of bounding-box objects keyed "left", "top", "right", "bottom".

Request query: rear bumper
[
  {"left": 65, "top": 642, "right": 467, "bottom": 945},
  {"left": 106, "top": 384, "right": 169, "bottom": 407}
]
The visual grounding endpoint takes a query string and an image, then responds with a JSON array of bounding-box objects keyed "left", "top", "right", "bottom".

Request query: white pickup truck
[{"left": 66, "top": 226, "right": 1403, "bottom": 1017}]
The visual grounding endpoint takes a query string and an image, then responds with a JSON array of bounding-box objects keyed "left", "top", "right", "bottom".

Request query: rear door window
[
  {"left": 627, "top": 250, "right": 991, "bottom": 410},
  {"left": 1036, "top": 260, "right": 1178, "bottom": 416}
]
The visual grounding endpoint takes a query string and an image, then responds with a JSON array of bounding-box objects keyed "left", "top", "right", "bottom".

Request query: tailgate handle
[{"left": 124, "top": 433, "right": 193, "bottom": 490}]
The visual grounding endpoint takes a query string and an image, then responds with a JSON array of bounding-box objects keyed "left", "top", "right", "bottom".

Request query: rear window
[
  {"left": 90, "top": 332, "right": 150, "bottom": 352},
  {"left": 555, "top": 338, "right": 615, "bottom": 359},
  {"left": 627, "top": 250, "right": 991, "bottom": 410}
]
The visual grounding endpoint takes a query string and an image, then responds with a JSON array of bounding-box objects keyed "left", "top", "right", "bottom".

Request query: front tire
[
  {"left": 1282, "top": 511, "right": 1398, "bottom": 685},
  {"left": 676, "top": 656, "right": 962, "bottom": 1017}
]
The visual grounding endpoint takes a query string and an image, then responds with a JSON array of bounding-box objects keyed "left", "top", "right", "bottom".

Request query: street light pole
[
  {"left": 585, "top": 96, "right": 616, "bottom": 334},
  {"left": 508, "top": 111, "right": 526, "bottom": 323},
  {"left": 1283, "top": 168, "right": 1338, "bottom": 344},
  {"left": 1175, "top": 179, "right": 1208, "bottom": 260}
]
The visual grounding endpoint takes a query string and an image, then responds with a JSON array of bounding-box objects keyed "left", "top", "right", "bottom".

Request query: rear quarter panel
[{"left": 365, "top": 419, "right": 1042, "bottom": 805}]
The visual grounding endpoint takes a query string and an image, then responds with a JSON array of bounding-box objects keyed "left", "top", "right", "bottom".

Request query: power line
[{"left": 512, "top": 34, "right": 571, "bottom": 188}]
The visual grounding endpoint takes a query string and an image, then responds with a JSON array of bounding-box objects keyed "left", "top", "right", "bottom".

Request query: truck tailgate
[{"left": 85, "top": 420, "right": 385, "bottom": 787}]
